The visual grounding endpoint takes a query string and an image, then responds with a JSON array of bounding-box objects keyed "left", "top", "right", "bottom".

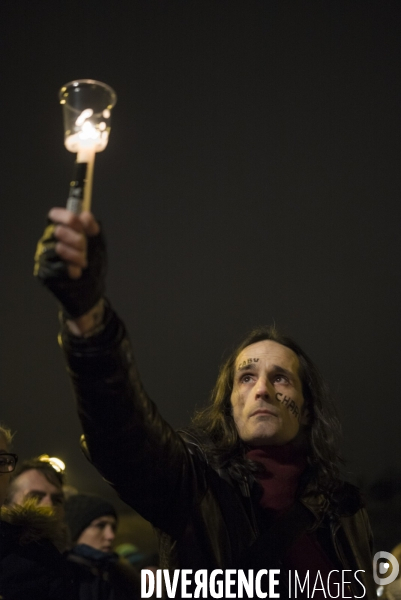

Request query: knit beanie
[{"left": 64, "top": 493, "right": 118, "bottom": 542}]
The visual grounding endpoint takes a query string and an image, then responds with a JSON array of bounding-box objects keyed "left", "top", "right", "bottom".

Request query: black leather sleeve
[{"left": 59, "top": 307, "right": 206, "bottom": 538}]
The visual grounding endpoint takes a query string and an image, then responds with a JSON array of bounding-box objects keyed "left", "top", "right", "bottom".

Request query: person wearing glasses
[
  {"left": 0, "top": 423, "right": 17, "bottom": 507},
  {"left": 0, "top": 424, "right": 74, "bottom": 600}
]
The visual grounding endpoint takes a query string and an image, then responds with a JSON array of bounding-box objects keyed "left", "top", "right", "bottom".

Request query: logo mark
[{"left": 373, "top": 551, "right": 399, "bottom": 585}]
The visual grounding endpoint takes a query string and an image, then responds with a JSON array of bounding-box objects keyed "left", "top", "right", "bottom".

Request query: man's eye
[
  {"left": 274, "top": 375, "right": 288, "bottom": 383},
  {"left": 28, "top": 492, "right": 43, "bottom": 501},
  {"left": 240, "top": 374, "right": 253, "bottom": 383}
]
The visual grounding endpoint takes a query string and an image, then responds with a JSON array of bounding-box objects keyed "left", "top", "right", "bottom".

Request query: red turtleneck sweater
[{"left": 246, "top": 444, "right": 342, "bottom": 599}]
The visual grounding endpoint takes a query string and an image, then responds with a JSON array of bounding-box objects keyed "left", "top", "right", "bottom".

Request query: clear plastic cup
[{"left": 59, "top": 79, "right": 117, "bottom": 154}]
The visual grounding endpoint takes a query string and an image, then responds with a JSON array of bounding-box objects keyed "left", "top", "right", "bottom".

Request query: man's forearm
[
  {"left": 59, "top": 307, "right": 196, "bottom": 534},
  {"left": 65, "top": 297, "right": 105, "bottom": 337}
]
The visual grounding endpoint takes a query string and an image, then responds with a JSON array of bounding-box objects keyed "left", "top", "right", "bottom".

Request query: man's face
[
  {"left": 77, "top": 515, "right": 117, "bottom": 552},
  {"left": 11, "top": 469, "right": 64, "bottom": 517},
  {"left": 0, "top": 435, "right": 11, "bottom": 506},
  {"left": 230, "top": 340, "right": 307, "bottom": 446}
]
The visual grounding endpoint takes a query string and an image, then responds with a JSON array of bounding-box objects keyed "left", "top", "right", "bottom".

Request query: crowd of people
[
  {"left": 0, "top": 206, "right": 396, "bottom": 599},
  {"left": 0, "top": 426, "right": 152, "bottom": 599}
]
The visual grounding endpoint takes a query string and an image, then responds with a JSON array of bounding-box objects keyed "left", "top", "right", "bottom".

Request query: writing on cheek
[
  {"left": 275, "top": 393, "right": 301, "bottom": 423},
  {"left": 237, "top": 358, "right": 259, "bottom": 369}
]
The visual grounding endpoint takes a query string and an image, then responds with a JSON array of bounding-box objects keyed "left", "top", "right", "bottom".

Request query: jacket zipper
[
  {"left": 330, "top": 520, "right": 358, "bottom": 599},
  {"left": 242, "top": 474, "right": 260, "bottom": 539}
]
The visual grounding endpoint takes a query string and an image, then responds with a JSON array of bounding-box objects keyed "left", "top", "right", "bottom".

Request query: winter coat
[
  {"left": 66, "top": 543, "right": 141, "bottom": 600},
  {"left": 0, "top": 500, "right": 74, "bottom": 600}
]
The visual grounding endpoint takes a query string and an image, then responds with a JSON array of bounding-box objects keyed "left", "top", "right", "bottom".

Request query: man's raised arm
[{"left": 33, "top": 209, "right": 202, "bottom": 536}]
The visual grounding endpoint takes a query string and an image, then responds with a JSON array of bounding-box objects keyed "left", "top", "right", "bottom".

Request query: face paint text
[
  {"left": 237, "top": 358, "right": 260, "bottom": 370},
  {"left": 275, "top": 393, "right": 301, "bottom": 422}
]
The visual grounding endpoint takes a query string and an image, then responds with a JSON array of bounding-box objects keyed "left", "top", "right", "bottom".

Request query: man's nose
[{"left": 255, "top": 376, "right": 274, "bottom": 399}]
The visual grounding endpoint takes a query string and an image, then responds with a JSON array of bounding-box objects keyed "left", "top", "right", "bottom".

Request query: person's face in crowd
[
  {"left": 77, "top": 515, "right": 117, "bottom": 552},
  {"left": 231, "top": 340, "right": 307, "bottom": 446},
  {"left": 0, "top": 434, "right": 11, "bottom": 506},
  {"left": 11, "top": 468, "right": 65, "bottom": 517}
]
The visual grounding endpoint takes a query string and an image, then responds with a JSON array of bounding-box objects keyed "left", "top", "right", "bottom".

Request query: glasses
[{"left": 0, "top": 453, "right": 18, "bottom": 473}]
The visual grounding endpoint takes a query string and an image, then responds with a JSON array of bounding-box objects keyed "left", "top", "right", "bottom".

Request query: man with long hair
[
  {"left": 34, "top": 209, "right": 376, "bottom": 598},
  {"left": 192, "top": 326, "right": 344, "bottom": 500}
]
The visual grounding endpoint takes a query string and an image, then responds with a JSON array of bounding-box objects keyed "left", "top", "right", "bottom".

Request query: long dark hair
[{"left": 192, "top": 326, "right": 344, "bottom": 500}]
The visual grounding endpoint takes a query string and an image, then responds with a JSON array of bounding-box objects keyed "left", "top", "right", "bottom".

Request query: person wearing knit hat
[
  {"left": 64, "top": 493, "right": 117, "bottom": 552},
  {"left": 65, "top": 493, "right": 141, "bottom": 599}
]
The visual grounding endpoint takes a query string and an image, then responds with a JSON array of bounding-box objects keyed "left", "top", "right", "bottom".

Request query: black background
[{"left": 1, "top": 0, "right": 401, "bottom": 545}]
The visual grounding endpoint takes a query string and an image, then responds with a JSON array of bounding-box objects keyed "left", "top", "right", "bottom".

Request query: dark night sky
[{"left": 1, "top": 0, "right": 401, "bottom": 515}]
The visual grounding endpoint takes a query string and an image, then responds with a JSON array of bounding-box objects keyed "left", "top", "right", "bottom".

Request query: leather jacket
[{"left": 60, "top": 308, "right": 376, "bottom": 599}]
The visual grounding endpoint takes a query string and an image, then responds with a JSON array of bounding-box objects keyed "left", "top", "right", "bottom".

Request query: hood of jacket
[{"left": 0, "top": 499, "right": 69, "bottom": 552}]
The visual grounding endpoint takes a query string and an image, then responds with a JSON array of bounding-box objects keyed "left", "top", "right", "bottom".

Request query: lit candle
[{"left": 59, "top": 80, "right": 117, "bottom": 213}]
